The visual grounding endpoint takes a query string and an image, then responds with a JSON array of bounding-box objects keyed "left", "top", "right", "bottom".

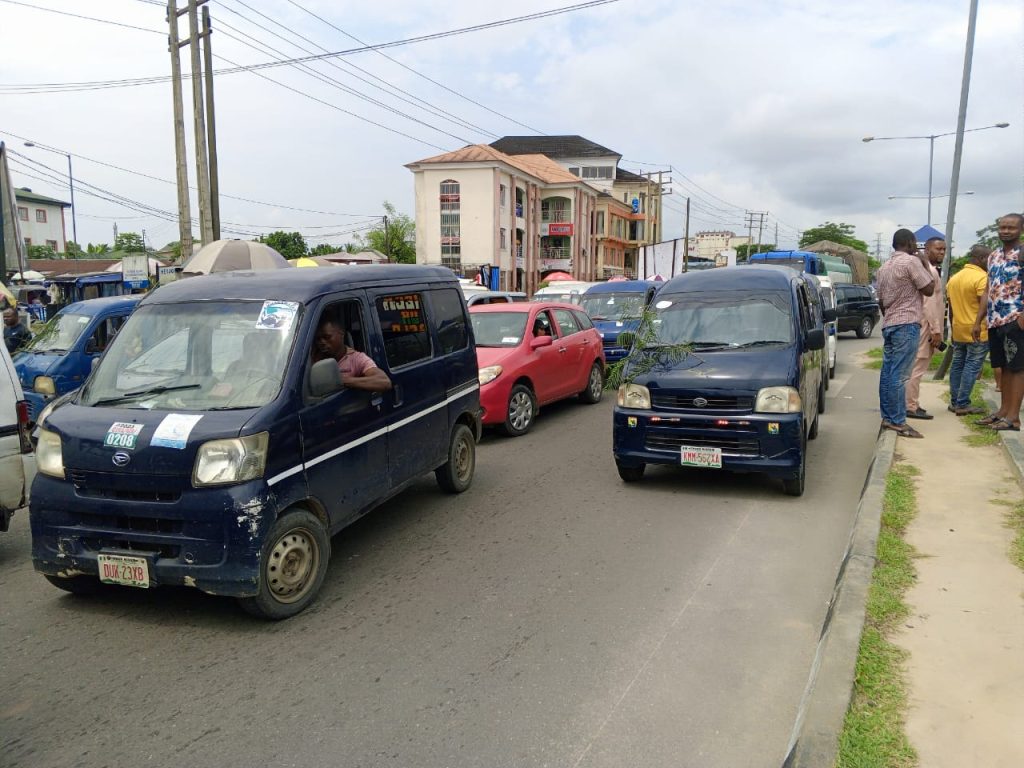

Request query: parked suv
[{"left": 834, "top": 283, "right": 880, "bottom": 338}]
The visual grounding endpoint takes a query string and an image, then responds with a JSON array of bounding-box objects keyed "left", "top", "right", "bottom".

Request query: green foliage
[
  {"left": 309, "top": 243, "right": 341, "bottom": 256},
  {"left": 798, "top": 221, "right": 869, "bottom": 253},
  {"left": 27, "top": 244, "right": 58, "bottom": 259},
  {"left": 113, "top": 232, "right": 146, "bottom": 253},
  {"left": 975, "top": 220, "right": 1000, "bottom": 249},
  {"left": 948, "top": 254, "right": 969, "bottom": 277},
  {"left": 64, "top": 241, "right": 84, "bottom": 259},
  {"left": 354, "top": 201, "right": 416, "bottom": 264},
  {"left": 86, "top": 242, "right": 110, "bottom": 255},
  {"left": 734, "top": 242, "right": 776, "bottom": 261},
  {"left": 868, "top": 256, "right": 881, "bottom": 279},
  {"left": 603, "top": 306, "right": 692, "bottom": 390},
  {"left": 257, "top": 231, "right": 308, "bottom": 259}
]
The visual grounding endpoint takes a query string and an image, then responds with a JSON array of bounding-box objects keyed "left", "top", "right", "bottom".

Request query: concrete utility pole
[
  {"left": 201, "top": 5, "right": 220, "bottom": 240},
  {"left": 745, "top": 211, "right": 767, "bottom": 258},
  {"left": 683, "top": 196, "right": 690, "bottom": 272},
  {"left": 187, "top": 0, "right": 213, "bottom": 246},
  {"left": 167, "top": 0, "right": 193, "bottom": 261}
]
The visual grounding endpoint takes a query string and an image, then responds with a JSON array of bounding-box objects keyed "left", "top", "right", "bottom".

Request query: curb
[
  {"left": 983, "top": 392, "right": 1024, "bottom": 491},
  {"left": 781, "top": 429, "right": 897, "bottom": 767}
]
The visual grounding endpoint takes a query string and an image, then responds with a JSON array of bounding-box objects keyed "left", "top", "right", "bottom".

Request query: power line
[{"left": 0, "top": 0, "right": 164, "bottom": 34}]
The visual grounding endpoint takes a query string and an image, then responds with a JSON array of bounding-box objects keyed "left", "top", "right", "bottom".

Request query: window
[
  {"left": 500, "top": 228, "right": 507, "bottom": 250},
  {"left": 17, "top": 206, "right": 28, "bottom": 221},
  {"left": 580, "top": 166, "right": 613, "bottom": 180},
  {"left": 571, "top": 310, "right": 594, "bottom": 330},
  {"left": 430, "top": 288, "right": 469, "bottom": 355},
  {"left": 439, "top": 180, "right": 461, "bottom": 270},
  {"left": 552, "top": 309, "right": 580, "bottom": 337},
  {"left": 35, "top": 209, "right": 47, "bottom": 223},
  {"left": 376, "top": 293, "right": 432, "bottom": 368},
  {"left": 596, "top": 211, "right": 605, "bottom": 234},
  {"left": 568, "top": 167, "right": 580, "bottom": 176},
  {"left": 499, "top": 184, "right": 506, "bottom": 207},
  {"left": 46, "top": 240, "right": 58, "bottom": 250}
]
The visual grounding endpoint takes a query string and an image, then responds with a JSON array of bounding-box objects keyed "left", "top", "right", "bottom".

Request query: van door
[
  {"left": 795, "top": 284, "right": 819, "bottom": 425},
  {"left": 369, "top": 287, "right": 447, "bottom": 489},
  {"left": 425, "top": 286, "right": 475, "bottom": 403}
]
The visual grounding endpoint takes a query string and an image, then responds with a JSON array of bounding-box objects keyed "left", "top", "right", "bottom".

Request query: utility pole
[
  {"left": 187, "top": 0, "right": 213, "bottom": 246},
  {"left": 756, "top": 212, "right": 766, "bottom": 255},
  {"left": 744, "top": 211, "right": 767, "bottom": 258},
  {"left": 167, "top": 1, "right": 193, "bottom": 261},
  {"left": 383, "top": 215, "right": 390, "bottom": 262},
  {"left": 683, "top": 196, "right": 690, "bottom": 272},
  {"left": 874, "top": 232, "right": 884, "bottom": 261},
  {"left": 774, "top": 222, "right": 779, "bottom": 249},
  {"left": 201, "top": 5, "right": 220, "bottom": 240}
]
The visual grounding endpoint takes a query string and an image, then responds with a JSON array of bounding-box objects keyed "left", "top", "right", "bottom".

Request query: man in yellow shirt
[{"left": 947, "top": 245, "right": 991, "bottom": 414}]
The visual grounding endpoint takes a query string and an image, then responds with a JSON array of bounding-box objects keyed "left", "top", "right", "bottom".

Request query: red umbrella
[
  {"left": 545, "top": 271, "right": 574, "bottom": 281},
  {"left": 607, "top": 275, "right": 628, "bottom": 282}
]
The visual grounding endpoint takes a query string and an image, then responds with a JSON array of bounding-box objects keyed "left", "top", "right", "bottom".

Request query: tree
[
  {"left": 735, "top": 243, "right": 776, "bottom": 261},
  {"left": 86, "top": 242, "right": 110, "bottom": 255},
  {"left": 975, "top": 220, "right": 1000, "bottom": 249},
  {"left": 65, "top": 241, "right": 84, "bottom": 259},
  {"left": 310, "top": 243, "right": 341, "bottom": 256},
  {"left": 354, "top": 202, "right": 416, "bottom": 264},
  {"left": 27, "top": 244, "right": 57, "bottom": 259},
  {"left": 867, "top": 256, "right": 881, "bottom": 280},
  {"left": 258, "top": 231, "right": 307, "bottom": 259},
  {"left": 114, "top": 232, "right": 146, "bottom": 253},
  {"left": 798, "top": 222, "right": 869, "bottom": 253}
]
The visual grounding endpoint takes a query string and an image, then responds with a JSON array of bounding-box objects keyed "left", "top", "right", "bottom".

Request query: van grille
[
  {"left": 70, "top": 469, "right": 182, "bottom": 504},
  {"left": 650, "top": 392, "right": 753, "bottom": 412},
  {"left": 644, "top": 426, "right": 760, "bottom": 456}
]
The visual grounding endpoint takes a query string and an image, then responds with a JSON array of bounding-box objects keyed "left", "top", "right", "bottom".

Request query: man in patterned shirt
[
  {"left": 978, "top": 213, "right": 1024, "bottom": 431},
  {"left": 875, "top": 228, "right": 937, "bottom": 437}
]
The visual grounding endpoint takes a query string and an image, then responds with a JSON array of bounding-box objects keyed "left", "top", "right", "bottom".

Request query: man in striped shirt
[{"left": 875, "top": 229, "right": 937, "bottom": 437}]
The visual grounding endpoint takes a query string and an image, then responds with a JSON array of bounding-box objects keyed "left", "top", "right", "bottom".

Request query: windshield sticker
[
  {"left": 502, "top": 336, "right": 520, "bottom": 344},
  {"left": 655, "top": 300, "right": 673, "bottom": 309},
  {"left": 104, "top": 422, "right": 144, "bottom": 450},
  {"left": 77, "top": 316, "right": 90, "bottom": 324},
  {"left": 255, "top": 301, "right": 299, "bottom": 331},
  {"left": 151, "top": 413, "right": 203, "bottom": 449}
]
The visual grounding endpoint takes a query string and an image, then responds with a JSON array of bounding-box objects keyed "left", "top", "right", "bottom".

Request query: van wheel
[
  {"left": 809, "top": 410, "right": 820, "bottom": 440},
  {"left": 782, "top": 435, "right": 807, "bottom": 497},
  {"left": 44, "top": 574, "right": 102, "bottom": 595},
  {"left": 503, "top": 384, "right": 536, "bottom": 436},
  {"left": 579, "top": 362, "right": 604, "bottom": 404},
  {"left": 616, "top": 461, "right": 645, "bottom": 482},
  {"left": 818, "top": 377, "right": 826, "bottom": 414},
  {"left": 829, "top": 360, "right": 836, "bottom": 379},
  {"left": 856, "top": 317, "right": 874, "bottom": 339},
  {"left": 435, "top": 424, "right": 476, "bottom": 493},
  {"left": 239, "top": 510, "right": 329, "bottom": 620}
]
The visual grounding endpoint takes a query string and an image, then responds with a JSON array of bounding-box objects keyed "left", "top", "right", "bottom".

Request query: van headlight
[
  {"left": 617, "top": 383, "right": 651, "bottom": 410},
  {"left": 193, "top": 432, "right": 269, "bottom": 487},
  {"left": 478, "top": 365, "right": 502, "bottom": 386},
  {"left": 35, "top": 399, "right": 58, "bottom": 429},
  {"left": 36, "top": 428, "right": 65, "bottom": 478},
  {"left": 755, "top": 386, "right": 801, "bottom": 413},
  {"left": 34, "top": 376, "right": 56, "bottom": 396}
]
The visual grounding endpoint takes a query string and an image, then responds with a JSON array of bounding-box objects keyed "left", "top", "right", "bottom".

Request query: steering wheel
[{"left": 222, "top": 369, "right": 279, "bottom": 405}]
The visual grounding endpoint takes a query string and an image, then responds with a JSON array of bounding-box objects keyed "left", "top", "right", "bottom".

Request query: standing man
[
  {"left": 876, "top": 229, "right": 937, "bottom": 437},
  {"left": 3, "top": 307, "right": 32, "bottom": 354},
  {"left": 979, "top": 213, "right": 1024, "bottom": 431},
  {"left": 947, "top": 245, "right": 992, "bottom": 414},
  {"left": 905, "top": 236, "right": 946, "bottom": 419}
]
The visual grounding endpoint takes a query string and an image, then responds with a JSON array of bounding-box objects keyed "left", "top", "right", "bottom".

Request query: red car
[{"left": 469, "top": 302, "right": 606, "bottom": 436}]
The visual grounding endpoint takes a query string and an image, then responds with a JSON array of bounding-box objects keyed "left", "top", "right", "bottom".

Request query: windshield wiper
[
  {"left": 91, "top": 384, "right": 200, "bottom": 406},
  {"left": 690, "top": 341, "right": 735, "bottom": 349},
  {"left": 32, "top": 347, "right": 67, "bottom": 354},
  {"left": 734, "top": 340, "right": 786, "bottom": 348}
]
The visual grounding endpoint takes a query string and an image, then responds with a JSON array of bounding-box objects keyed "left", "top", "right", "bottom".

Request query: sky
[{"left": 1, "top": 0, "right": 1022, "bottom": 257}]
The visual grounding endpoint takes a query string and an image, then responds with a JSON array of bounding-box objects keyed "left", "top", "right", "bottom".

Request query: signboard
[
  {"left": 547, "top": 223, "right": 573, "bottom": 236},
  {"left": 121, "top": 253, "right": 150, "bottom": 290},
  {"left": 540, "top": 258, "right": 571, "bottom": 271},
  {"left": 158, "top": 266, "right": 179, "bottom": 284},
  {"left": 631, "top": 198, "right": 640, "bottom": 214}
]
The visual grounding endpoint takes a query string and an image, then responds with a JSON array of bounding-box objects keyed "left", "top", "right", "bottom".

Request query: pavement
[{"left": 785, "top": 375, "right": 1024, "bottom": 766}]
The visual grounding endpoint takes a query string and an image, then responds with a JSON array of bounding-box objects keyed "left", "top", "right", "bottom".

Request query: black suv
[{"left": 834, "top": 283, "right": 880, "bottom": 338}]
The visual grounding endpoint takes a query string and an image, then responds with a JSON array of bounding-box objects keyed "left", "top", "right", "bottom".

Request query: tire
[
  {"left": 829, "top": 361, "right": 836, "bottom": 380},
  {"left": 435, "top": 423, "right": 476, "bottom": 493},
  {"left": 616, "top": 461, "right": 645, "bottom": 482},
  {"left": 503, "top": 384, "right": 536, "bottom": 436},
  {"left": 809, "top": 410, "right": 820, "bottom": 440},
  {"left": 782, "top": 434, "right": 807, "bottom": 497},
  {"left": 238, "top": 509, "right": 330, "bottom": 620},
  {"left": 818, "top": 377, "right": 826, "bottom": 414},
  {"left": 824, "top": 368, "right": 830, "bottom": 391},
  {"left": 44, "top": 573, "right": 103, "bottom": 595},
  {"left": 578, "top": 362, "right": 604, "bottom": 404},
  {"left": 856, "top": 316, "right": 874, "bottom": 339}
]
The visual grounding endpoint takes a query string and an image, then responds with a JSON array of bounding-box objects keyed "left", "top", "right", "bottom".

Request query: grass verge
[
  {"left": 1006, "top": 501, "right": 1024, "bottom": 573},
  {"left": 960, "top": 384, "right": 1000, "bottom": 447},
  {"left": 860, "top": 346, "right": 993, "bottom": 381},
  {"left": 836, "top": 463, "right": 919, "bottom": 768}
]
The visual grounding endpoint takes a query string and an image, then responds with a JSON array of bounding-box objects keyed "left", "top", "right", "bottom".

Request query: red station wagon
[{"left": 469, "top": 302, "right": 606, "bottom": 436}]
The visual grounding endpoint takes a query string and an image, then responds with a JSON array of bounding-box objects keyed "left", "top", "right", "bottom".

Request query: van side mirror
[
  {"left": 806, "top": 328, "right": 826, "bottom": 351},
  {"left": 84, "top": 339, "right": 99, "bottom": 355},
  {"left": 822, "top": 308, "right": 838, "bottom": 323},
  {"left": 310, "top": 358, "right": 342, "bottom": 397}
]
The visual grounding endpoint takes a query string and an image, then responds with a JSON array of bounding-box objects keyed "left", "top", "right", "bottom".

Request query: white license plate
[
  {"left": 681, "top": 446, "right": 723, "bottom": 468},
  {"left": 97, "top": 554, "right": 150, "bottom": 588}
]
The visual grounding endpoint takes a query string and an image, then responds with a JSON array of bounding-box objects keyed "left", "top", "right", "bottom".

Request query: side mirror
[
  {"left": 530, "top": 335, "right": 553, "bottom": 349},
  {"left": 822, "top": 308, "right": 838, "bottom": 323},
  {"left": 84, "top": 339, "right": 99, "bottom": 355},
  {"left": 806, "top": 328, "right": 826, "bottom": 351},
  {"left": 310, "top": 358, "right": 342, "bottom": 397}
]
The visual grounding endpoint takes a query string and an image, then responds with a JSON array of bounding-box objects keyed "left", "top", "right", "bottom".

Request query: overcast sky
[{"left": 2, "top": 0, "right": 1022, "bottom": 256}]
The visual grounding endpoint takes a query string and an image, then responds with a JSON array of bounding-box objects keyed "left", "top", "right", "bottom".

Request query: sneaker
[{"left": 906, "top": 408, "right": 934, "bottom": 420}]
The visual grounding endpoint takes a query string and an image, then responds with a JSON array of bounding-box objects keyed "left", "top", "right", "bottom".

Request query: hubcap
[
  {"left": 267, "top": 528, "right": 319, "bottom": 604},
  {"left": 453, "top": 435, "right": 472, "bottom": 482},
  {"left": 589, "top": 367, "right": 602, "bottom": 398},
  {"left": 509, "top": 392, "right": 533, "bottom": 431}
]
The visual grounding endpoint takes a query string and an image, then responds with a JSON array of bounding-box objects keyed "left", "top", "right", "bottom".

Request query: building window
[
  {"left": 596, "top": 211, "right": 605, "bottom": 234},
  {"left": 580, "top": 166, "right": 613, "bottom": 180},
  {"left": 499, "top": 184, "right": 506, "bottom": 207},
  {"left": 46, "top": 240, "right": 58, "bottom": 250},
  {"left": 500, "top": 228, "right": 507, "bottom": 250},
  {"left": 439, "top": 179, "right": 461, "bottom": 270},
  {"left": 568, "top": 167, "right": 580, "bottom": 177},
  {"left": 35, "top": 209, "right": 47, "bottom": 223},
  {"left": 17, "top": 206, "right": 28, "bottom": 221},
  {"left": 23, "top": 238, "right": 31, "bottom": 247}
]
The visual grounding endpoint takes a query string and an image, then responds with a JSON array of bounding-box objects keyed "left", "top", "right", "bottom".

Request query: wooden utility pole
[
  {"left": 683, "top": 196, "right": 690, "bottom": 272},
  {"left": 201, "top": 5, "right": 220, "bottom": 240},
  {"left": 187, "top": 0, "right": 213, "bottom": 246},
  {"left": 167, "top": 1, "right": 193, "bottom": 261}
]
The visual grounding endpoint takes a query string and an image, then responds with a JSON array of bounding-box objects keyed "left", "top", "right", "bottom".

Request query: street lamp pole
[{"left": 24, "top": 141, "right": 77, "bottom": 248}]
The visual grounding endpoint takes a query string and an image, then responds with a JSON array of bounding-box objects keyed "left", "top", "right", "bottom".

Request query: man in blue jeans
[
  {"left": 875, "top": 229, "right": 938, "bottom": 437},
  {"left": 948, "top": 245, "right": 991, "bottom": 414}
]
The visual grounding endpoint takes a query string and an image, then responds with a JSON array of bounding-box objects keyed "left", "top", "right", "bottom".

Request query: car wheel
[
  {"left": 503, "top": 384, "right": 536, "bottom": 436},
  {"left": 435, "top": 423, "right": 476, "bottom": 493},
  {"left": 44, "top": 573, "right": 103, "bottom": 595},
  {"left": 829, "top": 360, "right": 836, "bottom": 379},
  {"left": 809, "top": 409, "right": 820, "bottom": 440},
  {"left": 782, "top": 434, "right": 807, "bottom": 497},
  {"left": 616, "top": 460, "right": 645, "bottom": 482},
  {"left": 856, "top": 316, "right": 874, "bottom": 339},
  {"left": 818, "top": 376, "right": 826, "bottom": 414},
  {"left": 239, "top": 509, "right": 330, "bottom": 620},
  {"left": 824, "top": 367, "right": 830, "bottom": 391},
  {"left": 579, "top": 362, "right": 604, "bottom": 404}
]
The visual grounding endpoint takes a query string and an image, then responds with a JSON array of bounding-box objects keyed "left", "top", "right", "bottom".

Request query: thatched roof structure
[{"left": 802, "top": 240, "right": 870, "bottom": 284}]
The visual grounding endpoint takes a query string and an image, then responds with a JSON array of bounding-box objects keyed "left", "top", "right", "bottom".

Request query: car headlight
[
  {"left": 755, "top": 386, "right": 801, "bottom": 413},
  {"left": 617, "top": 383, "right": 651, "bottom": 409},
  {"left": 36, "top": 428, "right": 65, "bottom": 478},
  {"left": 193, "top": 432, "right": 269, "bottom": 487},
  {"left": 34, "top": 376, "right": 56, "bottom": 396},
  {"left": 478, "top": 365, "right": 502, "bottom": 386}
]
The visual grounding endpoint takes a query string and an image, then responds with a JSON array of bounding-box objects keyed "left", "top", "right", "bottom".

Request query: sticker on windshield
[
  {"left": 104, "top": 422, "right": 144, "bottom": 450},
  {"left": 151, "top": 413, "right": 203, "bottom": 449},
  {"left": 655, "top": 300, "right": 673, "bottom": 309},
  {"left": 255, "top": 301, "right": 299, "bottom": 331},
  {"left": 502, "top": 336, "right": 520, "bottom": 344}
]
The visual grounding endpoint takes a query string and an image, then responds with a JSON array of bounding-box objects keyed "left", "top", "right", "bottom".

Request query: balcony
[
  {"left": 541, "top": 209, "right": 571, "bottom": 223},
  {"left": 515, "top": 203, "right": 524, "bottom": 218},
  {"left": 542, "top": 247, "right": 570, "bottom": 259}
]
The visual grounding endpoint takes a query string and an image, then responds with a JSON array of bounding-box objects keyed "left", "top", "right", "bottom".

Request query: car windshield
[
  {"left": 23, "top": 312, "right": 92, "bottom": 353},
  {"left": 579, "top": 292, "right": 645, "bottom": 321},
  {"left": 650, "top": 291, "right": 794, "bottom": 347},
  {"left": 81, "top": 300, "right": 301, "bottom": 410},
  {"left": 470, "top": 312, "right": 529, "bottom": 347}
]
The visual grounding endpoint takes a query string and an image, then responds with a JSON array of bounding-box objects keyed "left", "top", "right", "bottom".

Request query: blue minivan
[
  {"left": 579, "top": 280, "right": 659, "bottom": 364},
  {"left": 15, "top": 295, "right": 141, "bottom": 421},
  {"left": 30, "top": 266, "right": 481, "bottom": 619},
  {"left": 612, "top": 266, "right": 831, "bottom": 496}
]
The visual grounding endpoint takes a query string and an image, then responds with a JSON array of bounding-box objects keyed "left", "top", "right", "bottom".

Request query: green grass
[
  {"left": 836, "top": 464, "right": 920, "bottom": 768},
  {"left": 861, "top": 346, "right": 993, "bottom": 380},
  {"left": 1006, "top": 501, "right": 1024, "bottom": 573},
  {"left": 959, "top": 385, "right": 1001, "bottom": 447}
]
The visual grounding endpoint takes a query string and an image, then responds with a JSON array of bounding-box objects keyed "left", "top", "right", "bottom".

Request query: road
[{"left": 1, "top": 336, "right": 880, "bottom": 768}]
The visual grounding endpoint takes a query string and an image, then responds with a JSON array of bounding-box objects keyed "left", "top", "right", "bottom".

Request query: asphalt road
[{"left": 1, "top": 335, "right": 880, "bottom": 768}]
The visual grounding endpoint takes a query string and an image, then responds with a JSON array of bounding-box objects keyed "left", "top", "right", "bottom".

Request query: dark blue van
[
  {"left": 611, "top": 266, "right": 829, "bottom": 496},
  {"left": 15, "top": 295, "right": 141, "bottom": 421},
  {"left": 30, "top": 266, "right": 481, "bottom": 619},
  {"left": 747, "top": 250, "right": 826, "bottom": 275},
  {"left": 579, "top": 280, "right": 658, "bottom": 363}
]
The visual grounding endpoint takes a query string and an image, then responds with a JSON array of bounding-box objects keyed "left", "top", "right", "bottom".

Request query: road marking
[{"left": 827, "top": 372, "right": 853, "bottom": 397}]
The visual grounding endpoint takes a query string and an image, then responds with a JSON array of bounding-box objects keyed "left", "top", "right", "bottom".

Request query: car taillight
[{"left": 16, "top": 400, "right": 31, "bottom": 454}]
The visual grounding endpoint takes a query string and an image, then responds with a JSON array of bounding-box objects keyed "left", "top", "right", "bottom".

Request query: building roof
[
  {"left": 615, "top": 167, "right": 647, "bottom": 183},
  {"left": 14, "top": 187, "right": 71, "bottom": 208},
  {"left": 28, "top": 258, "right": 125, "bottom": 275},
  {"left": 489, "top": 135, "right": 621, "bottom": 160},
  {"left": 408, "top": 144, "right": 583, "bottom": 185}
]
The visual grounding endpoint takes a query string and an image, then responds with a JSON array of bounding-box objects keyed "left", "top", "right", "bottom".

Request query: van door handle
[{"left": 392, "top": 384, "right": 403, "bottom": 406}]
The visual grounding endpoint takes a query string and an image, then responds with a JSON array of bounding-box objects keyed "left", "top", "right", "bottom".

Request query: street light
[
  {"left": 862, "top": 122, "right": 1008, "bottom": 226},
  {"left": 23, "top": 141, "right": 77, "bottom": 247}
]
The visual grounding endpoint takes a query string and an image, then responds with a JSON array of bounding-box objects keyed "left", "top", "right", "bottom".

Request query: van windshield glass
[
  {"left": 24, "top": 312, "right": 91, "bottom": 353},
  {"left": 81, "top": 301, "right": 301, "bottom": 410},
  {"left": 470, "top": 312, "right": 528, "bottom": 347},
  {"left": 579, "top": 293, "right": 644, "bottom": 321},
  {"left": 651, "top": 291, "right": 794, "bottom": 347}
]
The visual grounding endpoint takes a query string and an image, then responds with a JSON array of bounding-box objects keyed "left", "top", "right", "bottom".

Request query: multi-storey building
[
  {"left": 692, "top": 230, "right": 751, "bottom": 261},
  {"left": 14, "top": 187, "right": 69, "bottom": 253}
]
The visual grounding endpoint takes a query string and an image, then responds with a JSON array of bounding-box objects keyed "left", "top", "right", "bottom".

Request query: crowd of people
[{"left": 876, "top": 212, "right": 1023, "bottom": 437}]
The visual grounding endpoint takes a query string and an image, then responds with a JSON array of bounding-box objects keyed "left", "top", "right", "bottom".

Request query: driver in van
[{"left": 313, "top": 318, "right": 392, "bottom": 392}]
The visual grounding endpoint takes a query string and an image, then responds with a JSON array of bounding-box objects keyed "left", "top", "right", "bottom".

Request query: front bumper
[{"left": 478, "top": 379, "right": 512, "bottom": 426}]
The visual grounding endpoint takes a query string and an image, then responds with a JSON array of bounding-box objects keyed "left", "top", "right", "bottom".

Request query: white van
[
  {"left": 531, "top": 281, "right": 597, "bottom": 304},
  {"left": 816, "top": 275, "right": 838, "bottom": 379},
  {"left": 1, "top": 341, "right": 32, "bottom": 532}
]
